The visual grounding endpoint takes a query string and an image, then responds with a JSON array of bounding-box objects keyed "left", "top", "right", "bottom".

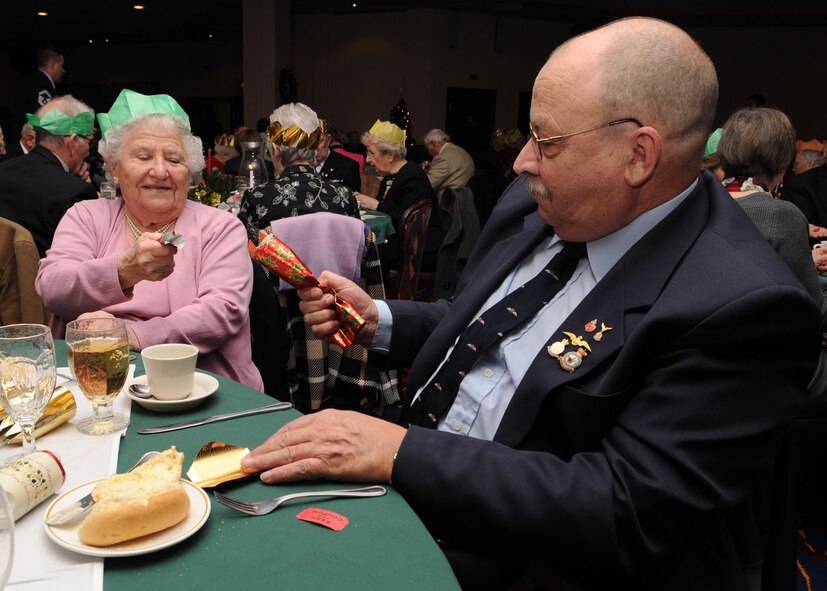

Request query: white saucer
[{"left": 126, "top": 372, "right": 219, "bottom": 412}]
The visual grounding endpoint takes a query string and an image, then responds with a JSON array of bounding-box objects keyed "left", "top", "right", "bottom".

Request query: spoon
[{"left": 129, "top": 383, "right": 154, "bottom": 399}]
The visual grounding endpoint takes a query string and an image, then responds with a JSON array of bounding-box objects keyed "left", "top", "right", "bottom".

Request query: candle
[{"left": 248, "top": 164, "right": 254, "bottom": 188}]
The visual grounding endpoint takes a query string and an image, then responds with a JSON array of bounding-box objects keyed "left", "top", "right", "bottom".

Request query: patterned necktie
[{"left": 399, "top": 241, "right": 587, "bottom": 428}]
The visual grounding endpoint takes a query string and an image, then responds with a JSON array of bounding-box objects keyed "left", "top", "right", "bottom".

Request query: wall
[
  {"left": 293, "top": 9, "right": 571, "bottom": 138},
  {"left": 688, "top": 25, "right": 827, "bottom": 139}
]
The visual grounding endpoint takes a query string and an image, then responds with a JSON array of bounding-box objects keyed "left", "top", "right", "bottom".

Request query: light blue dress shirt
[{"left": 374, "top": 179, "right": 697, "bottom": 439}]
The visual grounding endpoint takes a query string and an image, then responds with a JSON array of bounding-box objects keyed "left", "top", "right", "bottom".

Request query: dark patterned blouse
[{"left": 239, "top": 164, "right": 359, "bottom": 243}]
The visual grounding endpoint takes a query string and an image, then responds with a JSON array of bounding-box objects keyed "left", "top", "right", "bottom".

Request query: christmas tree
[{"left": 389, "top": 95, "right": 414, "bottom": 147}]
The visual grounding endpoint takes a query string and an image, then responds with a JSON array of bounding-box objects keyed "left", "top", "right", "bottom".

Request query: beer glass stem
[
  {"left": 19, "top": 423, "right": 35, "bottom": 456},
  {"left": 93, "top": 403, "right": 115, "bottom": 423}
]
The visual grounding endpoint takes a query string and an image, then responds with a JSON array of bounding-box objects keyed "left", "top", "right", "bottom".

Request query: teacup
[{"left": 141, "top": 344, "right": 198, "bottom": 400}]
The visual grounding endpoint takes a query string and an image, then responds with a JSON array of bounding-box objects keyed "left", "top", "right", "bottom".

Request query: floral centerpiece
[{"left": 188, "top": 167, "right": 242, "bottom": 210}]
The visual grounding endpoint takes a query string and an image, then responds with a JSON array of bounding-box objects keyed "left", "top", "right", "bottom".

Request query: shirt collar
[{"left": 549, "top": 177, "right": 699, "bottom": 282}]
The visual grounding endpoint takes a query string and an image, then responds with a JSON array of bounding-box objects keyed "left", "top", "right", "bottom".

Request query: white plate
[
  {"left": 125, "top": 372, "right": 219, "bottom": 412},
  {"left": 43, "top": 479, "right": 210, "bottom": 558}
]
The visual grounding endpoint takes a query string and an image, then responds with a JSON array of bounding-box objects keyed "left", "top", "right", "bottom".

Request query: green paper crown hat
[
  {"left": 97, "top": 89, "right": 190, "bottom": 139},
  {"left": 704, "top": 128, "right": 723, "bottom": 158},
  {"left": 26, "top": 110, "right": 94, "bottom": 136}
]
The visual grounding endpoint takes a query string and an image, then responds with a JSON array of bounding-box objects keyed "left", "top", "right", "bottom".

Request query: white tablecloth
[{"left": 2, "top": 366, "right": 134, "bottom": 591}]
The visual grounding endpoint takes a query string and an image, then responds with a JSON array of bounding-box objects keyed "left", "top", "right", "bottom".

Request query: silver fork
[{"left": 213, "top": 485, "right": 387, "bottom": 515}]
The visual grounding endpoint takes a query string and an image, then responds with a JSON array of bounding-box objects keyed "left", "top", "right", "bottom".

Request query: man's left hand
[{"left": 241, "top": 410, "right": 407, "bottom": 484}]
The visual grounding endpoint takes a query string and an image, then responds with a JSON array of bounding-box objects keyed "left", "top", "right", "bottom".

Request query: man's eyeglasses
[
  {"left": 75, "top": 135, "right": 94, "bottom": 146},
  {"left": 528, "top": 118, "right": 642, "bottom": 158}
]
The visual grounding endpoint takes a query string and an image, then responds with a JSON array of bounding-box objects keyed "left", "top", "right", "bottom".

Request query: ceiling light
[
  {"left": 133, "top": 5, "right": 145, "bottom": 9},
  {"left": 88, "top": 39, "right": 94, "bottom": 44},
  {"left": 36, "top": 11, "right": 48, "bottom": 16}
]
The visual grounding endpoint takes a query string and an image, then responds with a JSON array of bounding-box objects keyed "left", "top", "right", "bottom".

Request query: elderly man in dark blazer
[
  {"left": 241, "top": 18, "right": 820, "bottom": 591},
  {"left": 0, "top": 95, "right": 97, "bottom": 257},
  {"left": 316, "top": 124, "right": 361, "bottom": 193}
]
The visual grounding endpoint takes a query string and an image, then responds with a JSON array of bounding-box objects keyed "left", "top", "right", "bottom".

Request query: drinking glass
[
  {"left": 0, "top": 484, "right": 13, "bottom": 588},
  {"left": 0, "top": 324, "right": 56, "bottom": 456},
  {"left": 65, "top": 318, "right": 130, "bottom": 435}
]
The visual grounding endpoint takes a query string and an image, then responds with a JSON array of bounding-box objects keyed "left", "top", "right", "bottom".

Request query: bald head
[{"left": 553, "top": 18, "right": 717, "bottom": 164}]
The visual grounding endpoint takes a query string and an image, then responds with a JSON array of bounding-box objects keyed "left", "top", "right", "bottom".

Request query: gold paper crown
[
  {"left": 369, "top": 119, "right": 406, "bottom": 147},
  {"left": 215, "top": 133, "right": 236, "bottom": 148},
  {"left": 266, "top": 121, "right": 322, "bottom": 149},
  {"left": 318, "top": 119, "right": 329, "bottom": 134}
]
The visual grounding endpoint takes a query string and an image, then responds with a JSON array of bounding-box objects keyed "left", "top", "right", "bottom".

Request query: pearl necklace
[{"left": 125, "top": 214, "right": 177, "bottom": 241}]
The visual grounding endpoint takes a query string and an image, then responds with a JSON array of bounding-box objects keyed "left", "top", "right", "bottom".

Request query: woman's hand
[
  {"left": 117, "top": 233, "right": 177, "bottom": 290},
  {"left": 354, "top": 191, "right": 379, "bottom": 210},
  {"left": 297, "top": 271, "right": 378, "bottom": 346}
]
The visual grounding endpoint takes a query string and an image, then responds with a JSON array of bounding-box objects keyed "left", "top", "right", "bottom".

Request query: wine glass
[
  {"left": 65, "top": 317, "right": 130, "bottom": 435},
  {"left": 0, "top": 484, "right": 13, "bottom": 588},
  {"left": 0, "top": 324, "right": 56, "bottom": 457}
]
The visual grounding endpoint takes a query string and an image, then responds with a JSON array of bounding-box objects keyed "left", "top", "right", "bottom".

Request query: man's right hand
[{"left": 298, "top": 271, "right": 378, "bottom": 346}]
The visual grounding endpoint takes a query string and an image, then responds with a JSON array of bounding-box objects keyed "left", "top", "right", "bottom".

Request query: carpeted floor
[{"left": 798, "top": 518, "right": 827, "bottom": 591}]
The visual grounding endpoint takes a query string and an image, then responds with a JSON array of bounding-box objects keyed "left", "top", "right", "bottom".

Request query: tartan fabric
[{"left": 271, "top": 231, "right": 399, "bottom": 413}]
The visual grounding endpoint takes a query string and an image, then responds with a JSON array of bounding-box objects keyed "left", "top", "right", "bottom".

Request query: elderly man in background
[
  {"left": 316, "top": 120, "right": 361, "bottom": 193},
  {"left": 423, "top": 128, "right": 475, "bottom": 197},
  {"left": 783, "top": 141, "right": 827, "bottom": 231},
  {"left": 4, "top": 123, "right": 37, "bottom": 160},
  {"left": 0, "top": 95, "right": 96, "bottom": 256},
  {"left": 793, "top": 149, "right": 825, "bottom": 175},
  {"left": 239, "top": 102, "right": 358, "bottom": 244},
  {"left": 242, "top": 17, "right": 819, "bottom": 590}
]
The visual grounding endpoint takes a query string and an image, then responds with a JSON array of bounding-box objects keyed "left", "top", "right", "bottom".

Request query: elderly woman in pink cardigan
[{"left": 36, "top": 89, "right": 262, "bottom": 390}]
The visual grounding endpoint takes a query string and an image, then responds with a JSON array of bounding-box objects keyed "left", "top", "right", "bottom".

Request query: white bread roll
[{"left": 78, "top": 447, "right": 190, "bottom": 547}]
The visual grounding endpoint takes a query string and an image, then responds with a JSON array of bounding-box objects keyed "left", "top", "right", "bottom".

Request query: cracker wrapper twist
[{"left": 253, "top": 234, "right": 365, "bottom": 348}]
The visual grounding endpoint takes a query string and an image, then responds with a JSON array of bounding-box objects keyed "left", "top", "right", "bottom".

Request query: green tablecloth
[
  {"left": 55, "top": 342, "right": 459, "bottom": 590},
  {"left": 361, "top": 210, "right": 395, "bottom": 244}
]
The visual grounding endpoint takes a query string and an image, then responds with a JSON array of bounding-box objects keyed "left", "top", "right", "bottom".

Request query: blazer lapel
[{"left": 495, "top": 177, "right": 713, "bottom": 447}]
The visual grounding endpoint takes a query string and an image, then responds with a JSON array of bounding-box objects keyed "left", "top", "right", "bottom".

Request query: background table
[
  {"left": 51, "top": 343, "right": 458, "bottom": 591},
  {"left": 360, "top": 209, "right": 395, "bottom": 245}
]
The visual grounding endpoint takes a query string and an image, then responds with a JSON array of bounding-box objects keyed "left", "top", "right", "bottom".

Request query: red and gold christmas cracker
[{"left": 253, "top": 234, "right": 365, "bottom": 348}]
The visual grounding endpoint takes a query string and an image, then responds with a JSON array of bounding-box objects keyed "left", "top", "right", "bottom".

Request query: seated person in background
[
  {"left": 717, "top": 107, "right": 826, "bottom": 325},
  {"left": 793, "top": 149, "right": 825, "bottom": 175},
  {"left": 782, "top": 141, "right": 827, "bottom": 228},
  {"left": 240, "top": 17, "right": 820, "bottom": 590},
  {"left": 224, "top": 128, "right": 275, "bottom": 179},
  {"left": 238, "top": 102, "right": 358, "bottom": 244},
  {"left": 315, "top": 120, "right": 361, "bottom": 192},
  {"left": 422, "top": 128, "right": 475, "bottom": 197},
  {"left": 354, "top": 120, "right": 443, "bottom": 270},
  {"left": 4, "top": 122, "right": 37, "bottom": 160},
  {"left": 206, "top": 133, "right": 239, "bottom": 173},
  {"left": 36, "top": 89, "right": 263, "bottom": 391},
  {"left": 0, "top": 95, "right": 98, "bottom": 257},
  {"left": 330, "top": 127, "right": 365, "bottom": 173}
]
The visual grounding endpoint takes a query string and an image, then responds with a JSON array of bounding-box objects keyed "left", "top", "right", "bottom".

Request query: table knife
[{"left": 137, "top": 401, "right": 293, "bottom": 434}]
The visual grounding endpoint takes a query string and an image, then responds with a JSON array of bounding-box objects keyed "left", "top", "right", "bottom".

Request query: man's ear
[{"left": 624, "top": 126, "right": 661, "bottom": 188}]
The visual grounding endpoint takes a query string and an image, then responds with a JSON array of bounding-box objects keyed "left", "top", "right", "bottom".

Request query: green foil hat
[
  {"left": 97, "top": 89, "right": 190, "bottom": 139},
  {"left": 26, "top": 110, "right": 94, "bottom": 136},
  {"left": 704, "top": 127, "right": 723, "bottom": 158}
]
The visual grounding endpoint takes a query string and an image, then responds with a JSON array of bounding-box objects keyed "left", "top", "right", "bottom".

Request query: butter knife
[
  {"left": 45, "top": 450, "right": 161, "bottom": 526},
  {"left": 137, "top": 402, "right": 293, "bottom": 434}
]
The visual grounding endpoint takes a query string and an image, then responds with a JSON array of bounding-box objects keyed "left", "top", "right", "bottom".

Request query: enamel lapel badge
[{"left": 547, "top": 320, "right": 613, "bottom": 373}]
